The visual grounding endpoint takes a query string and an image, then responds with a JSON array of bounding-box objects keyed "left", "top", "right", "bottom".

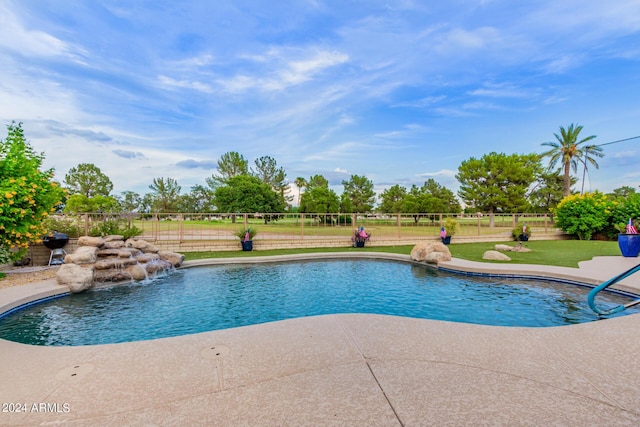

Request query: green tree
[
  {"left": 206, "top": 151, "right": 249, "bottom": 188},
  {"left": 608, "top": 186, "right": 637, "bottom": 201},
  {"left": 179, "top": 184, "right": 215, "bottom": 212},
  {"left": 420, "top": 179, "right": 461, "bottom": 213},
  {"left": 378, "top": 184, "right": 407, "bottom": 213},
  {"left": 306, "top": 174, "right": 329, "bottom": 191},
  {"left": 64, "top": 163, "right": 113, "bottom": 197},
  {"left": 0, "top": 122, "right": 65, "bottom": 262},
  {"left": 252, "top": 156, "right": 290, "bottom": 208},
  {"left": 456, "top": 152, "right": 540, "bottom": 226},
  {"left": 342, "top": 175, "right": 376, "bottom": 213},
  {"left": 148, "top": 177, "right": 182, "bottom": 212},
  {"left": 214, "top": 175, "right": 284, "bottom": 213},
  {"left": 299, "top": 175, "right": 340, "bottom": 215},
  {"left": 540, "top": 124, "right": 599, "bottom": 197},
  {"left": 117, "top": 191, "right": 142, "bottom": 213},
  {"left": 527, "top": 171, "right": 570, "bottom": 213},
  {"left": 64, "top": 194, "right": 119, "bottom": 213}
]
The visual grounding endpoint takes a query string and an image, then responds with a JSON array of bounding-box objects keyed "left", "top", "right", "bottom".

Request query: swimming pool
[{"left": 1, "top": 259, "right": 638, "bottom": 346}]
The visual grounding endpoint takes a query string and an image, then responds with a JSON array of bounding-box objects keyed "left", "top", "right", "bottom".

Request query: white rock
[
  {"left": 482, "top": 250, "right": 511, "bottom": 261},
  {"left": 56, "top": 264, "right": 95, "bottom": 293},
  {"left": 64, "top": 246, "right": 98, "bottom": 265},
  {"left": 410, "top": 241, "right": 452, "bottom": 264}
]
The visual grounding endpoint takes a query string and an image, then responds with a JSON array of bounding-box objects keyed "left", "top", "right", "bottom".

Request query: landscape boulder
[
  {"left": 56, "top": 264, "right": 95, "bottom": 293},
  {"left": 494, "top": 244, "right": 513, "bottom": 252},
  {"left": 64, "top": 246, "right": 98, "bottom": 265},
  {"left": 410, "top": 241, "right": 452, "bottom": 264},
  {"left": 483, "top": 250, "right": 511, "bottom": 261},
  {"left": 78, "top": 236, "right": 105, "bottom": 248}
]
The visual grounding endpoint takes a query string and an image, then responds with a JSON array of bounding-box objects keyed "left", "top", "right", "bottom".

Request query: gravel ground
[{"left": 0, "top": 266, "right": 59, "bottom": 289}]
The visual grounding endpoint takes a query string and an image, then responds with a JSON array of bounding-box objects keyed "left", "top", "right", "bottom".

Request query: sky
[{"left": 1, "top": 0, "right": 640, "bottom": 202}]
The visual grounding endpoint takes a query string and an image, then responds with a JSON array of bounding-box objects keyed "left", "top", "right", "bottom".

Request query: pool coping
[{"left": 2, "top": 253, "right": 640, "bottom": 425}]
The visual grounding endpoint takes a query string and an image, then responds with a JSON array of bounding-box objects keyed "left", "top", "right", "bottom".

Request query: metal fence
[{"left": 53, "top": 212, "right": 556, "bottom": 242}]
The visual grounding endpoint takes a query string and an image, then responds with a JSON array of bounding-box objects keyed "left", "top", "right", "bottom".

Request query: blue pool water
[{"left": 1, "top": 259, "right": 639, "bottom": 346}]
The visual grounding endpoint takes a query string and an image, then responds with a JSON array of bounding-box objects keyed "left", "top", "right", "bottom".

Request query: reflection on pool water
[{"left": 1, "top": 259, "right": 639, "bottom": 346}]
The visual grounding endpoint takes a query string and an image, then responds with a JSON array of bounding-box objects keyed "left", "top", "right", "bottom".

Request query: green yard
[{"left": 183, "top": 239, "right": 621, "bottom": 268}]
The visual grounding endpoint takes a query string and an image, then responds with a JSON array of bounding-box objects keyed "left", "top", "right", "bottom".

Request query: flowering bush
[
  {"left": 553, "top": 192, "right": 612, "bottom": 240},
  {"left": 0, "top": 123, "right": 65, "bottom": 261}
]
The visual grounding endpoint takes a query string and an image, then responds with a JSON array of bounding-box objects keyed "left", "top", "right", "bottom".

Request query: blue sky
[{"left": 1, "top": 0, "right": 639, "bottom": 201}]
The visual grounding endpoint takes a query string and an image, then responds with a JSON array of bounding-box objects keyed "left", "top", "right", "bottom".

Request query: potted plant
[
  {"left": 351, "top": 226, "right": 370, "bottom": 248},
  {"left": 512, "top": 223, "right": 532, "bottom": 242},
  {"left": 440, "top": 218, "right": 459, "bottom": 245},
  {"left": 617, "top": 219, "right": 640, "bottom": 257},
  {"left": 235, "top": 227, "right": 257, "bottom": 251}
]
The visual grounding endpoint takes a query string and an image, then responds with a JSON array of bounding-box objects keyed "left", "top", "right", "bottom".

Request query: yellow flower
[{"left": 5, "top": 192, "right": 13, "bottom": 198}]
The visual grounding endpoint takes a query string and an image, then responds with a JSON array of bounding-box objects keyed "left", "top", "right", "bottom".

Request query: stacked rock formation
[{"left": 56, "top": 235, "right": 185, "bottom": 293}]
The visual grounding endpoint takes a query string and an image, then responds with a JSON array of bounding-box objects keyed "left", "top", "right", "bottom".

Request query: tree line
[{"left": 59, "top": 123, "right": 628, "bottom": 216}]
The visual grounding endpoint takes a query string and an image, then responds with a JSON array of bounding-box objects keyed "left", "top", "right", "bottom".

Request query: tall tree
[
  {"left": 378, "top": 185, "right": 407, "bottom": 213},
  {"left": 420, "top": 179, "right": 461, "bottom": 213},
  {"left": 0, "top": 122, "right": 65, "bottom": 262},
  {"left": 214, "top": 175, "right": 284, "bottom": 213},
  {"left": 206, "top": 151, "right": 248, "bottom": 188},
  {"left": 527, "top": 171, "right": 570, "bottom": 213},
  {"left": 147, "top": 177, "right": 182, "bottom": 212},
  {"left": 294, "top": 176, "right": 307, "bottom": 207},
  {"left": 117, "top": 191, "right": 142, "bottom": 213},
  {"left": 540, "top": 124, "right": 599, "bottom": 197},
  {"left": 64, "top": 163, "right": 113, "bottom": 197},
  {"left": 252, "top": 156, "right": 290, "bottom": 208},
  {"left": 299, "top": 174, "right": 340, "bottom": 214},
  {"left": 342, "top": 175, "right": 376, "bottom": 213},
  {"left": 306, "top": 174, "right": 329, "bottom": 191},
  {"left": 456, "top": 152, "right": 540, "bottom": 225},
  {"left": 179, "top": 184, "right": 214, "bottom": 212}
]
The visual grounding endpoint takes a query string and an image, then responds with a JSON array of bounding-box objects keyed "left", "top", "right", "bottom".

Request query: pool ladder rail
[{"left": 587, "top": 263, "right": 640, "bottom": 316}]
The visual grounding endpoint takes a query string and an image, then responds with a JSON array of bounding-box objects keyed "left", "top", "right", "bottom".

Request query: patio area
[{"left": 1, "top": 254, "right": 639, "bottom": 426}]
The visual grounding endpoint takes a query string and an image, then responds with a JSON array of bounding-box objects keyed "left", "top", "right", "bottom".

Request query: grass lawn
[{"left": 183, "top": 239, "right": 622, "bottom": 268}]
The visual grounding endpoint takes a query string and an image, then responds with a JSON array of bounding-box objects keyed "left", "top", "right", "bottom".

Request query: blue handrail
[{"left": 587, "top": 263, "right": 640, "bottom": 315}]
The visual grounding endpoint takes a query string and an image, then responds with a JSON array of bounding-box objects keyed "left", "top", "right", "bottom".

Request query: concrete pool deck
[{"left": 1, "top": 254, "right": 640, "bottom": 426}]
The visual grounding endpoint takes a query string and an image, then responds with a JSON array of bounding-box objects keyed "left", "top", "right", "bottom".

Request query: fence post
[
  {"left": 301, "top": 213, "right": 305, "bottom": 237},
  {"left": 397, "top": 214, "right": 401, "bottom": 238},
  {"left": 153, "top": 214, "right": 159, "bottom": 240},
  {"left": 84, "top": 214, "right": 89, "bottom": 236},
  {"left": 477, "top": 212, "right": 481, "bottom": 236},
  {"left": 179, "top": 214, "right": 184, "bottom": 241},
  {"left": 512, "top": 214, "right": 516, "bottom": 229},
  {"left": 544, "top": 213, "right": 548, "bottom": 234}
]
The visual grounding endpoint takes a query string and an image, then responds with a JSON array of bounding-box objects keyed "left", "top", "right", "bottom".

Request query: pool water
[{"left": 1, "top": 259, "right": 639, "bottom": 346}]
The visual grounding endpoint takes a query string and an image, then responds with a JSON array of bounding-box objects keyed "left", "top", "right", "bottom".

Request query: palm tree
[
  {"left": 540, "top": 124, "right": 599, "bottom": 197},
  {"left": 294, "top": 177, "right": 307, "bottom": 207},
  {"left": 579, "top": 144, "right": 605, "bottom": 194}
]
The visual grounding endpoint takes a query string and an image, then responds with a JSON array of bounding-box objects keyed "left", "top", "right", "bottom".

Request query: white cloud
[
  {"left": 157, "top": 75, "right": 214, "bottom": 93},
  {"left": 417, "top": 169, "right": 457, "bottom": 178}
]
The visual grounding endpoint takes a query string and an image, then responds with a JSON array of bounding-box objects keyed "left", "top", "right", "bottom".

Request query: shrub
[
  {"left": 42, "top": 216, "right": 81, "bottom": 238},
  {"left": 512, "top": 225, "right": 532, "bottom": 241},
  {"left": 553, "top": 192, "right": 612, "bottom": 240},
  {"left": 89, "top": 218, "right": 142, "bottom": 239},
  {"left": 234, "top": 227, "right": 258, "bottom": 240},
  {"left": 442, "top": 217, "right": 459, "bottom": 236},
  {"left": 337, "top": 215, "right": 352, "bottom": 225},
  {"left": 0, "top": 123, "right": 66, "bottom": 261}
]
